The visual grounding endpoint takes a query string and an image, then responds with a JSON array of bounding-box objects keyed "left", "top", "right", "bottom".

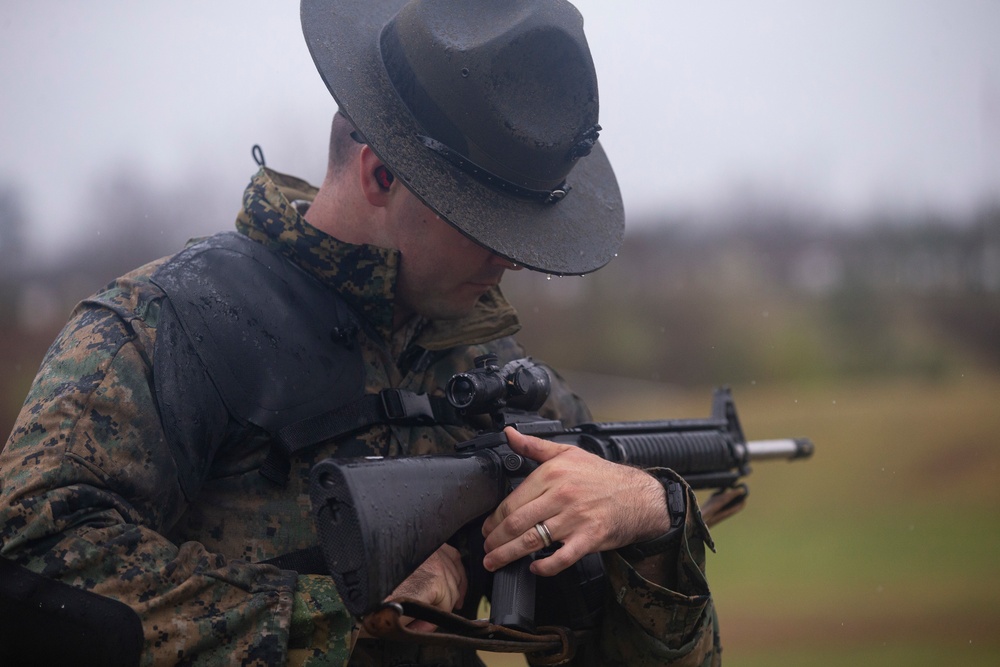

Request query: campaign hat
[{"left": 301, "top": 0, "right": 624, "bottom": 274}]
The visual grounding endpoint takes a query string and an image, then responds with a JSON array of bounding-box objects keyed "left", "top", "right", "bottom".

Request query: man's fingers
[
  {"left": 483, "top": 511, "right": 555, "bottom": 572},
  {"left": 440, "top": 544, "right": 468, "bottom": 609},
  {"left": 483, "top": 493, "right": 551, "bottom": 553},
  {"left": 481, "top": 429, "right": 573, "bottom": 538},
  {"left": 530, "top": 538, "right": 588, "bottom": 577},
  {"left": 503, "top": 427, "right": 571, "bottom": 463},
  {"left": 482, "top": 518, "right": 590, "bottom": 577},
  {"left": 387, "top": 543, "right": 468, "bottom": 625},
  {"left": 432, "top": 543, "right": 467, "bottom": 610}
]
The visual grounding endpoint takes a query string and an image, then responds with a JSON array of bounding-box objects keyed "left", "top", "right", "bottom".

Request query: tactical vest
[{"left": 149, "top": 231, "right": 463, "bottom": 488}]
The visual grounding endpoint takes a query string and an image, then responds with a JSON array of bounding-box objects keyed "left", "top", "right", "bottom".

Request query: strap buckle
[{"left": 380, "top": 389, "right": 436, "bottom": 424}]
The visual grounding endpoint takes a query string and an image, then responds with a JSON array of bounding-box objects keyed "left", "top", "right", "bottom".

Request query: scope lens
[{"left": 447, "top": 376, "right": 476, "bottom": 408}]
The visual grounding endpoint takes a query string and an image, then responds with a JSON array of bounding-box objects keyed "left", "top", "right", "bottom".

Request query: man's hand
[
  {"left": 481, "top": 427, "right": 672, "bottom": 577},
  {"left": 384, "top": 543, "right": 467, "bottom": 632}
]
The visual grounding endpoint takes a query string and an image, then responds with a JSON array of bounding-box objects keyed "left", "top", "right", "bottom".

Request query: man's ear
[{"left": 359, "top": 145, "right": 395, "bottom": 206}]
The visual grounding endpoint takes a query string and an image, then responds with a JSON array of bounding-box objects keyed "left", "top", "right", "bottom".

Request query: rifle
[{"left": 309, "top": 355, "right": 813, "bottom": 634}]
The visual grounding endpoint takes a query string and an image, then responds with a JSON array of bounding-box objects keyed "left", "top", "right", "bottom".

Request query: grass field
[{"left": 481, "top": 373, "right": 1000, "bottom": 666}]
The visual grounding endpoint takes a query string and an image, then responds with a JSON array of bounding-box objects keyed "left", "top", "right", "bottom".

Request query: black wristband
[{"left": 618, "top": 475, "right": 687, "bottom": 560}]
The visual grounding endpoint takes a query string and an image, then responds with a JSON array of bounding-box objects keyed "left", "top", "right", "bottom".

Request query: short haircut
[{"left": 327, "top": 111, "right": 362, "bottom": 173}]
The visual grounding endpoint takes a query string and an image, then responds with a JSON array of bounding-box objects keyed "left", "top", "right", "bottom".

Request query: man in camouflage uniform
[{"left": 0, "top": 1, "right": 721, "bottom": 665}]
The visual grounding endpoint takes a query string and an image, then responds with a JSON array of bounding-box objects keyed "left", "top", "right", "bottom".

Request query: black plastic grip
[{"left": 490, "top": 557, "right": 536, "bottom": 631}]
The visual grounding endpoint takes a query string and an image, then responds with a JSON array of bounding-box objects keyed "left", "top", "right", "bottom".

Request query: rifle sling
[
  {"left": 699, "top": 484, "right": 749, "bottom": 528},
  {"left": 363, "top": 599, "right": 584, "bottom": 666}
]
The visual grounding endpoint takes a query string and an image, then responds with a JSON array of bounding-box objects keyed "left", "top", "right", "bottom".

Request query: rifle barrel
[{"left": 745, "top": 438, "right": 814, "bottom": 461}]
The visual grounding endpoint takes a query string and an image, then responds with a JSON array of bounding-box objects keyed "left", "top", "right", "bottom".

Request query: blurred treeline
[
  {"left": 2, "top": 172, "right": 999, "bottom": 434},
  {"left": 505, "top": 204, "right": 1000, "bottom": 391}
]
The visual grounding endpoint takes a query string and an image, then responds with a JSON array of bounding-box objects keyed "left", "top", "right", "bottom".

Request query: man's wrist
[{"left": 619, "top": 474, "right": 687, "bottom": 560}]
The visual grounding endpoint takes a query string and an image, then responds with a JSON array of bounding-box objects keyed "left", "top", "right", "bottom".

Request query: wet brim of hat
[{"left": 301, "top": 0, "right": 624, "bottom": 275}]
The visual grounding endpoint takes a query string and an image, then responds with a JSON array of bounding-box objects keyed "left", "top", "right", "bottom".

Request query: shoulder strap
[{"left": 261, "top": 389, "right": 464, "bottom": 483}]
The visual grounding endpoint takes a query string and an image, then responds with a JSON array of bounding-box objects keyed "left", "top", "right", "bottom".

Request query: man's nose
[{"left": 490, "top": 253, "right": 522, "bottom": 271}]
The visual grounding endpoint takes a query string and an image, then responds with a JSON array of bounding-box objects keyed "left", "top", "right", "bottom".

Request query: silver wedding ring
[{"left": 534, "top": 522, "right": 553, "bottom": 548}]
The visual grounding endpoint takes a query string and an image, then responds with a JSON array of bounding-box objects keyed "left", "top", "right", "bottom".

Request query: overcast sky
[{"left": 2, "top": 0, "right": 999, "bottom": 254}]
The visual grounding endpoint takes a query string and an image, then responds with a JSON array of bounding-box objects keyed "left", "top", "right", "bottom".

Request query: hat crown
[{"left": 379, "top": 0, "right": 599, "bottom": 191}]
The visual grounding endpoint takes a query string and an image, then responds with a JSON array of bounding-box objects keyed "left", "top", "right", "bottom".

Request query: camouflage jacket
[{"left": 0, "top": 168, "right": 719, "bottom": 666}]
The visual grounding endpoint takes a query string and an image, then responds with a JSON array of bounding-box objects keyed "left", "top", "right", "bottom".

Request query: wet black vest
[
  {"left": 150, "top": 232, "right": 460, "bottom": 489},
  {"left": 150, "top": 231, "right": 368, "bottom": 490}
]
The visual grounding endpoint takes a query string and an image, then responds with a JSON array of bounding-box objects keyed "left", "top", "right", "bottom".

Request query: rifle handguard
[{"left": 362, "top": 599, "right": 582, "bottom": 665}]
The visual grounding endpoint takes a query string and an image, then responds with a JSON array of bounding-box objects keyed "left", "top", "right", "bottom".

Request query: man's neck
[{"left": 392, "top": 306, "right": 415, "bottom": 333}]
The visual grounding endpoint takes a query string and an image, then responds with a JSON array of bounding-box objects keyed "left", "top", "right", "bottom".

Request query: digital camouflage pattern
[{"left": 0, "top": 168, "right": 719, "bottom": 666}]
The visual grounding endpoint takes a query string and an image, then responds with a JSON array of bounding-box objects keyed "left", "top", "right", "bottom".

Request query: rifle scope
[{"left": 445, "top": 354, "right": 551, "bottom": 414}]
